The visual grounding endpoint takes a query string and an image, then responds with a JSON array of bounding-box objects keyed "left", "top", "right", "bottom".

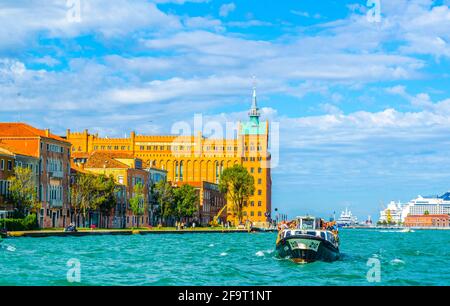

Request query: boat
[
  {"left": 336, "top": 208, "right": 357, "bottom": 227},
  {"left": 275, "top": 216, "right": 340, "bottom": 263}
]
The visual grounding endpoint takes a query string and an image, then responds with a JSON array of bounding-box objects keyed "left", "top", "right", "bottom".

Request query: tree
[
  {"left": 173, "top": 184, "right": 198, "bottom": 222},
  {"left": 424, "top": 210, "right": 430, "bottom": 215},
  {"left": 93, "top": 175, "right": 117, "bottom": 228},
  {"left": 218, "top": 164, "right": 255, "bottom": 225},
  {"left": 129, "top": 182, "right": 146, "bottom": 228},
  {"left": 154, "top": 180, "right": 175, "bottom": 226},
  {"left": 7, "top": 167, "right": 39, "bottom": 218},
  {"left": 70, "top": 173, "right": 117, "bottom": 227}
]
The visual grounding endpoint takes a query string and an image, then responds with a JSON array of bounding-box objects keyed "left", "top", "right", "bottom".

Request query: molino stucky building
[{"left": 67, "top": 88, "right": 272, "bottom": 225}]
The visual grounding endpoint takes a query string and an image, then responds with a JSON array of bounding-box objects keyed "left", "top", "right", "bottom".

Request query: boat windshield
[{"left": 300, "top": 219, "right": 315, "bottom": 230}]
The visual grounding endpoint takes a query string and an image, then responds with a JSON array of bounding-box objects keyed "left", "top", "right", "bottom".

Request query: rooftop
[{"left": 0, "top": 122, "right": 68, "bottom": 143}]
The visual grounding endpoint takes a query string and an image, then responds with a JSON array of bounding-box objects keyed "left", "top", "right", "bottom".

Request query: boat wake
[{"left": 255, "top": 249, "right": 274, "bottom": 257}]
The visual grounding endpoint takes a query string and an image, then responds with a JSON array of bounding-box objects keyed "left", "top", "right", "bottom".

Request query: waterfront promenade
[{"left": 4, "top": 227, "right": 258, "bottom": 238}]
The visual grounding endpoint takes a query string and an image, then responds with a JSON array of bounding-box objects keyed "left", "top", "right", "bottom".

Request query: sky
[{"left": 1, "top": 0, "right": 450, "bottom": 221}]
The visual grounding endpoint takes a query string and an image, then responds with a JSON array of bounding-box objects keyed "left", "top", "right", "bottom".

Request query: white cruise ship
[{"left": 336, "top": 208, "right": 358, "bottom": 227}]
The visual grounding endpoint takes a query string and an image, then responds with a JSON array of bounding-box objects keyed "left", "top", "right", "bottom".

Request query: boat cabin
[
  {"left": 295, "top": 216, "right": 321, "bottom": 230},
  {"left": 279, "top": 216, "right": 339, "bottom": 246}
]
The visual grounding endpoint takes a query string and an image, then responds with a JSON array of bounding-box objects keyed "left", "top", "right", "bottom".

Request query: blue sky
[{"left": 1, "top": 0, "right": 450, "bottom": 221}]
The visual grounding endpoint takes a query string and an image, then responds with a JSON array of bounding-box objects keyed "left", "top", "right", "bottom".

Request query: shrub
[{"left": 0, "top": 214, "right": 39, "bottom": 231}]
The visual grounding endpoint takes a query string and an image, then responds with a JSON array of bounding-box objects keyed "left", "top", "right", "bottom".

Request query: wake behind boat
[{"left": 275, "top": 216, "right": 340, "bottom": 263}]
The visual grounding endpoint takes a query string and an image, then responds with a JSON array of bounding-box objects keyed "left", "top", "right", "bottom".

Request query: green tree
[
  {"left": 173, "top": 184, "right": 198, "bottom": 222},
  {"left": 424, "top": 210, "right": 430, "bottom": 215},
  {"left": 7, "top": 167, "right": 39, "bottom": 218},
  {"left": 154, "top": 180, "right": 175, "bottom": 226},
  {"left": 129, "top": 182, "right": 146, "bottom": 228},
  {"left": 70, "top": 173, "right": 117, "bottom": 227},
  {"left": 218, "top": 164, "right": 255, "bottom": 225}
]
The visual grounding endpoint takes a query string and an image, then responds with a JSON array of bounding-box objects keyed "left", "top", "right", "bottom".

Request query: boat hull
[{"left": 276, "top": 235, "right": 340, "bottom": 263}]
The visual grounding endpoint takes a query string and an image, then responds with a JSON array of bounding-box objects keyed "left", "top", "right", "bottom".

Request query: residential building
[
  {"left": 0, "top": 123, "right": 71, "bottom": 228},
  {"left": 0, "top": 144, "right": 15, "bottom": 209},
  {"left": 172, "top": 181, "right": 226, "bottom": 226},
  {"left": 79, "top": 151, "right": 150, "bottom": 228},
  {"left": 147, "top": 167, "right": 168, "bottom": 226}
]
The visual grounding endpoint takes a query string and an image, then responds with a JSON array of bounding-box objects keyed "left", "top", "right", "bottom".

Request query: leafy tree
[
  {"left": 70, "top": 173, "right": 117, "bottom": 227},
  {"left": 7, "top": 167, "right": 39, "bottom": 218},
  {"left": 154, "top": 180, "right": 175, "bottom": 226},
  {"left": 129, "top": 182, "right": 146, "bottom": 228},
  {"left": 218, "top": 164, "right": 255, "bottom": 225},
  {"left": 424, "top": 210, "right": 430, "bottom": 215},
  {"left": 173, "top": 184, "right": 198, "bottom": 222}
]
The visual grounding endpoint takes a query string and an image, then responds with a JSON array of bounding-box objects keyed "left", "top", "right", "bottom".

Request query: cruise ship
[{"left": 335, "top": 208, "right": 358, "bottom": 227}]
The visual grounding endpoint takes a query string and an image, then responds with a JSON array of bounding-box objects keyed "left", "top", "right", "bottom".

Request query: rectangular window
[
  {"left": 0, "top": 159, "right": 4, "bottom": 170},
  {"left": 7, "top": 160, "right": 12, "bottom": 171},
  {"left": 258, "top": 201, "right": 262, "bottom": 207},
  {"left": 250, "top": 201, "right": 254, "bottom": 207},
  {"left": 258, "top": 211, "right": 262, "bottom": 217},
  {"left": 258, "top": 190, "right": 262, "bottom": 196},
  {"left": 258, "top": 178, "right": 262, "bottom": 184}
]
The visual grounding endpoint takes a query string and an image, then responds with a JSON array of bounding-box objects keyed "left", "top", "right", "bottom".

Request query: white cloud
[{"left": 219, "top": 3, "right": 236, "bottom": 17}]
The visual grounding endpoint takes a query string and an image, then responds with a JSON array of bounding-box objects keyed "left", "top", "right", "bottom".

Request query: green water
[{"left": 1, "top": 229, "right": 450, "bottom": 286}]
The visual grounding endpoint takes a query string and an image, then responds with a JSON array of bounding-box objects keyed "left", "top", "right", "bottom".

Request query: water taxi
[{"left": 275, "top": 216, "right": 340, "bottom": 263}]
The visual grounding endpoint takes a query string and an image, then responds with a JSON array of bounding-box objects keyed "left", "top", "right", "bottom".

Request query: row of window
[
  {"left": 243, "top": 211, "right": 264, "bottom": 217},
  {"left": 244, "top": 200, "right": 263, "bottom": 207}
]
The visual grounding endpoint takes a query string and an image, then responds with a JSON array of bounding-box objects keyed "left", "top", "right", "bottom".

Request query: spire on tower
[{"left": 249, "top": 76, "right": 260, "bottom": 123}]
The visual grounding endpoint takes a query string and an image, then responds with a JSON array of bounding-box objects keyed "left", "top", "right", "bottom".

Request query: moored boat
[{"left": 275, "top": 216, "right": 340, "bottom": 263}]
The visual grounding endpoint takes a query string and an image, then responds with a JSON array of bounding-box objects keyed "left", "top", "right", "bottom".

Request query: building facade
[
  {"left": 173, "top": 181, "right": 227, "bottom": 226},
  {"left": 79, "top": 151, "right": 151, "bottom": 228},
  {"left": 0, "top": 145, "right": 15, "bottom": 209},
  {"left": 404, "top": 214, "right": 450, "bottom": 227},
  {"left": 0, "top": 124, "right": 72, "bottom": 228},
  {"left": 66, "top": 89, "right": 272, "bottom": 226}
]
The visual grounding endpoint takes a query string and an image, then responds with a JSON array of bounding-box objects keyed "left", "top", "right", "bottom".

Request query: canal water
[{"left": 1, "top": 229, "right": 450, "bottom": 285}]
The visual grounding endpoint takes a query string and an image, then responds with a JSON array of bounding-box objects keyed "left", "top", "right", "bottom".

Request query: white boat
[{"left": 336, "top": 208, "right": 357, "bottom": 227}]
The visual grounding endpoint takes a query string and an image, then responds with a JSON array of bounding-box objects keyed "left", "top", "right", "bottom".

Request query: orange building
[
  {"left": 67, "top": 89, "right": 272, "bottom": 226},
  {"left": 0, "top": 123, "right": 72, "bottom": 228},
  {"left": 0, "top": 144, "right": 15, "bottom": 208},
  {"left": 79, "top": 151, "right": 150, "bottom": 228},
  {"left": 404, "top": 214, "right": 450, "bottom": 227}
]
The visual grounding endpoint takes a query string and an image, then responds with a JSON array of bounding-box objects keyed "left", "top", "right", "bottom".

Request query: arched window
[
  {"left": 175, "top": 161, "right": 178, "bottom": 181},
  {"left": 180, "top": 161, "right": 184, "bottom": 181}
]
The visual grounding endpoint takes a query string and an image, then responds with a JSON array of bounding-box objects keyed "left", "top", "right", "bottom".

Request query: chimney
[
  {"left": 66, "top": 129, "right": 71, "bottom": 137},
  {"left": 45, "top": 129, "right": 50, "bottom": 137}
]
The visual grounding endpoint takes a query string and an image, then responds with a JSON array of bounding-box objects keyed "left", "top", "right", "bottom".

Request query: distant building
[
  {"left": 147, "top": 167, "right": 168, "bottom": 226},
  {"left": 404, "top": 214, "right": 449, "bottom": 228},
  {"left": 0, "top": 145, "right": 15, "bottom": 211},
  {"left": 172, "top": 181, "right": 226, "bottom": 226},
  {"left": 79, "top": 151, "right": 150, "bottom": 228},
  {"left": 0, "top": 123, "right": 72, "bottom": 228}
]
